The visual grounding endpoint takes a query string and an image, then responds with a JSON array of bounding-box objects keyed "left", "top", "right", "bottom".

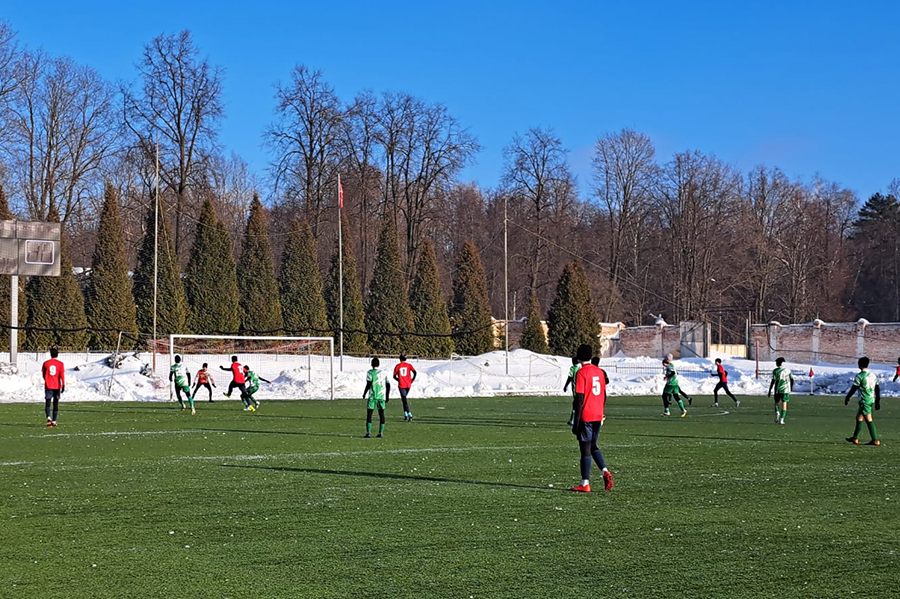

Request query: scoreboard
[{"left": 0, "top": 220, "right": 61, "bottom": 277}]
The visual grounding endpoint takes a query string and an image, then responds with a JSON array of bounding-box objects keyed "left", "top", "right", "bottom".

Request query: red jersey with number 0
[
  {"left": 717, "top": 364, "right": 727, "bottom": 383},
  {"left": 231, "top": 362, "right": 245, "bottom": 384},
  {"left": 42, "top": 358, "right": 65, "bottom": 390},
  {"left": 393, "top": 362, "right": 416, "bottom": 389},
  {"left": 575, "top": 363, "right": 607, "bottom": 422}
]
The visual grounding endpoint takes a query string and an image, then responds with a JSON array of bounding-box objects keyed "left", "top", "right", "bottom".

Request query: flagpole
[
  {"left": 152, "top": 142, "right": 159, "bottom": 372},
  {"left": 338, "top": 174, "right": 344, "bottom": 372}
]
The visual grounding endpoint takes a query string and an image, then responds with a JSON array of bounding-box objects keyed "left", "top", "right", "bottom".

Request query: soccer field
[{"left": 1, "top": 395, "right": 898, "bottom": 598}]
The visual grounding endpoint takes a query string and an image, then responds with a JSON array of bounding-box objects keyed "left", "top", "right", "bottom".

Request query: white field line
[
  {"left": 0, "top": 461, "right": 34, "bottom": 466},
  {"left": 18, "top": 429, "right": 200, "bottom": 439},
  {"left": 183, "top": 445, "right": 531, "bottom": 462}
]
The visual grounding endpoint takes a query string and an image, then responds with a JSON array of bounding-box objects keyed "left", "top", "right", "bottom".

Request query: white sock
[{"left": 581, "top": 479, "right": 590, "bottom": 486}]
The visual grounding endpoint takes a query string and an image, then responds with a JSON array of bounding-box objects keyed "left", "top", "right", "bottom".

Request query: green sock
[
  {"left": 853, "top": 420, "right": 863, "bottom": 439},
  {"left": 379, "top": 423, "right": 385, "bottom": 434},
  {"left": 866, "top": 420, "right": 878, "bottom": 442},
  {"left": 676, "top": 400, "right": 685, "bottom": 412},
  {"left": 366, "top": 422, "right": 372, "bottom": 434},
  {"left": 188, "top": 395, "right": 194, "bottom": 408}
]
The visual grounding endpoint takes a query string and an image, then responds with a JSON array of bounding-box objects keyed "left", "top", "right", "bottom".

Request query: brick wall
[
  {"left": 750, "top": 320, "right": 900, "bottom": 364},
  {"left": 618, "top": 325, "right": 681, "bottom": 358}
]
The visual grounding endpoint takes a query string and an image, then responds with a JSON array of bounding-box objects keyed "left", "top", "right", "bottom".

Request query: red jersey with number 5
[
  {"left": 231, "top": 362, "right": 245, "bottom": 384},
  {"left": 42, "top": 358, "right": 65, "bottom": 390},
  {"left": 393, "top": 362, "right": 416, "bottom": 389},
  {"left": 575, "top": 363, "right": 607, "bottom": 422}
]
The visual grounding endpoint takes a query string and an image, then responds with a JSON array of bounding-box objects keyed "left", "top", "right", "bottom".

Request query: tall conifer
[
  {"left": 450, "top": 241, "right": 493, "bottom": 356},
  {"left": 279, "top": 219, "right": 328, "bottom": 335},
  {"left": 238, "top": 196, "right": 283, "bottom": 334},
  {"left": 520, "top": 292, "right": 549, "bottom": 354},
  {"left": 86, "top": 182, "right": 138, "bottom": 349},
  {"left": 366, "top": 216, "right": 414, "bottom": 354},
  {"left": 547, "top": 261, "right": 598, "bottom": 356},
  {"left": 409, "top": 238, "right": 453, "bottom": 357},
  {"left": 185, "top": 198, "right": 240, "bottom": 334}
]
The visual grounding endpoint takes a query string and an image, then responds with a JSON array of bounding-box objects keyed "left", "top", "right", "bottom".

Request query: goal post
[{"left": 168, "top": 335, "right": 335, "bottom": 401}]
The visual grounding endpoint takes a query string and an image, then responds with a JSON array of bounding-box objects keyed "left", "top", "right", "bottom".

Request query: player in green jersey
[
  {"left": 844, "top": 356, "right": 882, "bottom": 446},
  {"left": 362, "top": 357, "right": 391, "bottom": 438},
  {"left": 662, "top": 357, "right": 687, "bottom": 417},
  {"left": 169, "top": 355, "right": 194, "bottom": 415},
  {"left": 241, "top": 366, "right": 271, "bottom": 411},
  {"left": 563, "top": 356, "right": 581, "bottom": 426},
  {"left": 766, "top": 357, "right": 793, "bottom": 424}
]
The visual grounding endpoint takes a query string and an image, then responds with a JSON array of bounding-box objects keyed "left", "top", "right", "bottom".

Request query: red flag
[
  {"left": 809, "top": 368, "right": 814, "bottom": 377},
  {"left": 339, "top": 179, "right": 344, "bottom": 209}
]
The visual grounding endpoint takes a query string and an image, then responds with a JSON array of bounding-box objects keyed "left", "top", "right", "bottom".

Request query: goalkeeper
[
  {"left": 844, "top": 357, "right": 881, "bottom": 446},
  {"left": 240, "top": 365, "right": 271, "bottom": 411},
  {"left": 170, "top": 355, "right": 194, "bottom": 415}
]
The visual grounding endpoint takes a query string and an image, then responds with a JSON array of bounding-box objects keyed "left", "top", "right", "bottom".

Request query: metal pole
[
  {"left": 504, "top": 196, "right": 509, "bottom": 374},
  {"left": 10, "top": 275, "right": 17, "bottom": 367},
  {"left": 338, "top": 174, "right": 344, "bottom": 372},
  {"left": 152, "top": 143, "right": 159, "bottom": 372}
]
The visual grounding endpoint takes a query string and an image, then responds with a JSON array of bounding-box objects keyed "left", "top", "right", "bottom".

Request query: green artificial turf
[{"left": 0, "top": 395, "right": 897, "bottom": 598}]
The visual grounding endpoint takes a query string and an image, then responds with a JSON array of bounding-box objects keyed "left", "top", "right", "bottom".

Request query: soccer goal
[{"left": 166, "top": 335, "right": 334, "bottom": 401}]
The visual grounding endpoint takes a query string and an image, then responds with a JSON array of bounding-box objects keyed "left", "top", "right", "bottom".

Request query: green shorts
[
  {"left": 246, "top": 385, "right": 259, "bottom": 398},
  {"left": 774, "top": 393, "right": 790, "bottom": 403},
  {"left": 367, "top": 396, "right": 386, "bottom": 410},
  {"left": 857, "top": 401, "right": 874, "bottom": 417},
  {"left": 175, "top": 382, "right": 190, "bottom": 395}
]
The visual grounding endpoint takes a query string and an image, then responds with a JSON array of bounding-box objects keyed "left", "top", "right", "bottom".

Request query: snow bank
[{"left": 0, "top": 349, "right": 895, "bottom": 403}]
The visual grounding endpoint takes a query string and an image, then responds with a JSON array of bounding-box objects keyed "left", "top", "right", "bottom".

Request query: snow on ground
[{"left": 0, "top": 349, "right": 895, "bottom": 404}]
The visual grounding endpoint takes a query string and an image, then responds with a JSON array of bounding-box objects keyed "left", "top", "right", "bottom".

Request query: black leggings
[
  {"left": 44, "top": 389, "right": 60, "bottom": 421},
  {"left": 227, "top": 381, "right": 247, "bottom": 398},
  {"left": 399, "top": 387, "right": 411, "bottom": 413},
  {"left": 194, "top": 382, "right": 213, "bottom": 401},
  {"left": 367, "top": 408, "right": 385, "bottom": 426},
  {"left": 714, "top": 382, "right": 737, "bottom": 402}
]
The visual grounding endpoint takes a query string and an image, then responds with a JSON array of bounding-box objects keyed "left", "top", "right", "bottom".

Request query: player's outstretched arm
[
  {"left": 260, "top": 377, "right": 272, "bottom": 384},
  {"left": 219, "top": 365, "right": 229, "bottom": 371},
  {"left": 844, "top": 385, "right": 858, "bottom": 405}
]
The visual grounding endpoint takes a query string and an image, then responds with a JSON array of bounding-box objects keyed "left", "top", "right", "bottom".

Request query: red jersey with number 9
[
  {"left": 42, "top": 358, "right": 65, "bottom": 390},
  {"left": 575, "top": 363, "right": 607, "bottom": 422},
  {"left": 393, "top": 362, "right": 416, "bottom": 389}
]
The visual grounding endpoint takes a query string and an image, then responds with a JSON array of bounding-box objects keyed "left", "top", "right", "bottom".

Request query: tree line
[{"left": 0, "top": 21, "right": 897, "bottom": 355}]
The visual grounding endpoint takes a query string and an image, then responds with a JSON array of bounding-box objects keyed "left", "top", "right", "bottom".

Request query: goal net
[{"left": 160, "top": 335, "right": 334, "bottom": 401}]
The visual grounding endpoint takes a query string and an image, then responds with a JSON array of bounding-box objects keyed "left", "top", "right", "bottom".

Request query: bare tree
[
  {"left": 204, "top": 152, "right": 258, "bottom": 258},
  {"left": 123, "top": 30, "right": 224, "bottom": 254},
  {"left": 267, "top": 65, "right": 343, "bottom": 238}
]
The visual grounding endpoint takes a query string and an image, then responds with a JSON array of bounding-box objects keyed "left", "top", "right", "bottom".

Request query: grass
[{"left": 0, "top": 394, "right": 898, "bottom": 598}]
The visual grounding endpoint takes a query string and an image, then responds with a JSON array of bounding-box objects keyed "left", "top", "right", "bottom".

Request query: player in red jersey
[
  {"left": 392, "top": 354, "right": 417, "bottom": 421},
  {"left": 220, "top": 355, "right": 248, "bottom": 403},
  {"left": 892, "top": 357, "right": 900, "bottom": 383},
  {"left": 41, "top": 348, "right": 65, "bottom": 427},
  {"left": 571, "top": 344, "right": 613, "bottom": 493},
  {"left": 710, "top": 358, "right": 739, "bottom": 408}
]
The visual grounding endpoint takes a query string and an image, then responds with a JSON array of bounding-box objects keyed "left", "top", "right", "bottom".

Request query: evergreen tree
[
  {"left": 133, "top": 197, "right": 188, "bottom": 339},
  {"left": 185, "top": 198, "right": 240, "bottom": 334},
  {"left": 0, "top": 185, "right": 26, "bottom": 350},
  {"left": 238, "top": 196, "right": 283, "bottom": 333},
  {"left": 851, "top": 193, "right": 900, "bottom": 321},
  {"left": 324, "top": 210, "right": 368, "bottom": 354},
  {"left": 279, "top": 218, "right": 328, "bottom": 335},
  {"left": 409, "top": 238, "right": 453, "bottom": 357},
  {"left": 366, "top": 216, "right": 414, "bottom": 354},
  {"left": 450, "top": 240, "right": 493, "bottom": 356},
  {"left": 24, "top": 208, "right": 89, "bottom": 350},
  {"left": 547, "top": 261, "right": 598, "bottom": 357},
  {"left": 86, "top": 182, "right": 138, "bottom": 349},
  {"left": 520, "top": 292, "right": 549, "bottom": 354}
]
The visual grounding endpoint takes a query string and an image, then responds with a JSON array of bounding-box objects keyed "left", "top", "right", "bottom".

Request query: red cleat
[
  {"left": 571, "top": 484, "right": 591, "bottom": 493},
  {"left": 603, "top": 470, "right": 614, "bottom": 491}
]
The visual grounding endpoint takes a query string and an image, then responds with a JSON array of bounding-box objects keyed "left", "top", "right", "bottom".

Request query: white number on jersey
[
  {"left": 400, "top": 367, "right": 408, "bottom": 377},
  {"left": 48, "top": 365, "right": 57, "bottom": 376},
  {"left": 592, "top": 376, "right": 602, "bottom": 396}
]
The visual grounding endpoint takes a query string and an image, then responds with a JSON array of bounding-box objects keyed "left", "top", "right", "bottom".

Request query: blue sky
[{"left": 3, "top": 0, "right": 898, "bottom": 200}]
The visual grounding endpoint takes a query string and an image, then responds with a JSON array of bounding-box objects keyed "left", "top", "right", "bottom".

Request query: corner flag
[{"left": 339, "top": 176, "right": 344, "bottom": 209}]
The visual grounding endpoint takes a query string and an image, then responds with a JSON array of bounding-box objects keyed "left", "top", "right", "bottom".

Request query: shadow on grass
[
  {"left": 222, "top": 463, "right": 555, "bottom": 491},
  {"left": 622, "top": 432, "right": 840, "bottom": 445},
  {"left": 197, "top": 427, "right": 358, "bottom": 439}
]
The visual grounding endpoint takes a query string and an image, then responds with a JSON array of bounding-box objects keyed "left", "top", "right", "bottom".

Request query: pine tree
[
  {"left": 0, "top": 185, "right": 26, "bottom": 350},
  {"left": 366, "top": 216, "right": 414, "bottom": 354},
  {"left": 279, "top": 218, "right": 328, "bottom": 336},
  {"left": 409, "top": 238, "right": 453, "bottom": 357},
  {"left": 185, "top": 198, "right": 240, "bottom": 334},
  {"left": 85, "top": 182, "right": 138, "bottom": 349},
  {"left": 133, "top": 198, "right": 188, "bottom": 340},
  {"left": 450, "top": 240, "right": 493, "bottom": 356},
  {"left": 520, "top": 292, "right": 549, "bottom": 354},
  {"left": 24, "top": 208, "right": 89, "bottom": 350},
  {"left": 238, "top": 196, "right": 283, "bottom": 334},
  {"left": 324, "top": 210, "right": 368, "bottom": 354},
  {"left": 547, "top": 261, "right": 598, "bottom": 357}
]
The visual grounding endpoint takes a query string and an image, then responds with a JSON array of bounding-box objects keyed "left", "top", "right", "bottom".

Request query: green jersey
[
  {"left": 568, "top": 364, "right": 582, "bottom": 395},
  {"left": 171, "top": 363, "right": 189, "bottom": 387},
  {"left": 853, "top": 370, "right": 877, "bottom": 404},
  {"left": 771, "top": 367, "right": 792, "bottom": 394},
  {"left": 246, "top": 370, "right": 260, "bottom": 388},
  {"left": 664, "top": 363, "right": 680, "bottom": 393},
  {"left": 367, "top": 369, "right": 388, "bottom": 401}
]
